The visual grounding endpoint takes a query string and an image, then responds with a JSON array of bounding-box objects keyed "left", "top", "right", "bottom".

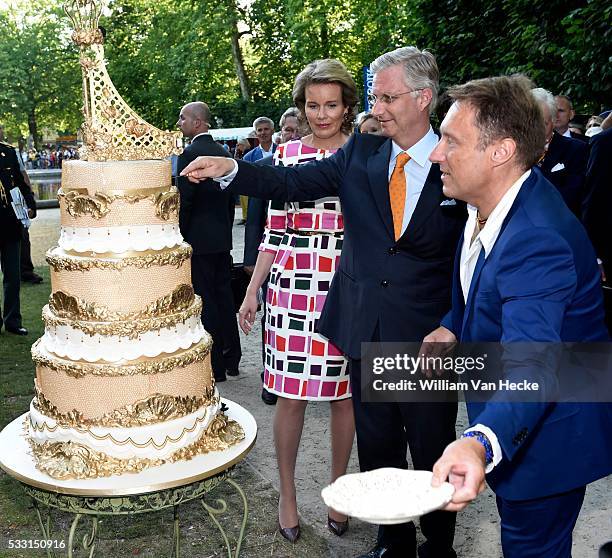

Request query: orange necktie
[{"left": 389, "top": 152, "right": 410, "bottom": 240}]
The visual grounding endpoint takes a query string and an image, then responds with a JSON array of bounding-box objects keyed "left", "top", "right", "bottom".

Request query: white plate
[{"left": 321, "top": 468, "right": 455, "bottom": 524}]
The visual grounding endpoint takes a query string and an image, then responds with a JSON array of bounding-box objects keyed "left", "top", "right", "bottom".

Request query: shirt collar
[
  {"left": 390, "top": 126, "right": 437, "bottom": 167},
  {"left": 191, "top": 132, "right": 211, "bottom": 142},
  {"left": 467, "top": 169, "right": 531, "bottom": 256}
]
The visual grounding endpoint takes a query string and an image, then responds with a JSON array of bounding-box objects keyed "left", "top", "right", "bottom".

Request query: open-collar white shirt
[{"left": 460, "top": 170, "right": 531, "bottom": 303}]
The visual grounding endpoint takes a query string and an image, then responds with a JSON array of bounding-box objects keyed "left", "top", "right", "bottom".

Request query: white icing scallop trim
[
  {"left": 41, "top": 314, "right": 205, "bottom": 362},
  {"left": 28, "top": 394, "right": 221, "bottom": 460},
  {"left": 58, "top": 224, "right": 183, "bottom": 253}
]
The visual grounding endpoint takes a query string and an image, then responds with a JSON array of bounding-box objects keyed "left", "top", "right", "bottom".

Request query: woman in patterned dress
[{"left": 239, "top": 59, "right": 358, "bottom": 541}]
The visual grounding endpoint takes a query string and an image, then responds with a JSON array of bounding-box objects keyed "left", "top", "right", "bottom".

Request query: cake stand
[{"left": 0, "top": 398, "right": 256, "bottom": 558}]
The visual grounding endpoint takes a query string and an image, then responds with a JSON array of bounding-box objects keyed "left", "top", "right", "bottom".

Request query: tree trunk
[
  {"left": 230, "top": 25, "right": 252, "bottom": 103},
  {"left": 321, "top": 18, "right": 329, "bottom": 58},
  {"left": 28, "top": 107, "right": 39, "bottom": 150}
]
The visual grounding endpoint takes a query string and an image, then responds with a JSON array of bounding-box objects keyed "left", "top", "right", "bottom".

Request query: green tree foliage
[
  {"left": 0, "top": 0, "right": 609, "bottom": 138},
  {"left": 0, "top": 1, "right": 81, "bottom": 146}
]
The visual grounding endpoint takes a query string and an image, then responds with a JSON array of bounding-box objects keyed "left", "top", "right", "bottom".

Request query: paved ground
[{"left": 26, "top": 207, "right": 612, "bottom": 557}]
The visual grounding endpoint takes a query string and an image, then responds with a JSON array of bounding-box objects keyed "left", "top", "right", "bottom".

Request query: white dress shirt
[
  {"left": 462, "top": 169, "right": 531, "bottom": 472},
  {"left": 389, "top": 126, "right": 437, "bottom": 236},
  {"left": 562, "top": 129, "right": 572, "bottom": 138}
]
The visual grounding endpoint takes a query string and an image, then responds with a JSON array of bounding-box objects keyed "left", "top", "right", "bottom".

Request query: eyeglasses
[{"left": 367, "top": 89, "right": 423, "bottom": 106}]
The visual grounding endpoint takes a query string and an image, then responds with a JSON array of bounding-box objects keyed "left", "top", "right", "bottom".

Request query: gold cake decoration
[
  {"left": 43, "top": 297, "right": 201, "bottom": 340},
  {"left": 46, "top": 244, "right": 192, "bottom": 272},
  {"left": 58, "top": 187, "right": 179, "bottom": 221},
  {"left": 64, "top": 0, "right": 182, "bottom": 161},
  {"left": 60, "top": 189, "right": 112, "bottom": 219},
  {"left": 49, "top": 285, "right": 195, "bottom": 322},
  {"left": 33, "top": 388, "right": 216, "bottom": 428},
  {"left": 32, "top": 336, "right": 213, "bottom": 378},
  {"left": 30, "top": 404, "right": 219, "bottom": 448},
  {"left": 27, "top": 414, "right": 245, "bottom": 480}
]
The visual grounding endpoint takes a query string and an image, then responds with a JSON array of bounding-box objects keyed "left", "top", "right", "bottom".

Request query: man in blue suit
[
  {"left": 182, "top": 47, "right": 467, "bottom": 558},
  {"left": 242, "top": 116, "right": 276, "bottom": 164},
  {"left": 425, "top": 75, "right": 612, "bottom": 557}
]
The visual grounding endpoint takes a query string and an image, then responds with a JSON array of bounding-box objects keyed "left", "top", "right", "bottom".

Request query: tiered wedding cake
[{"left": 26, "top": 159, "right": 243, "bottom": 479}]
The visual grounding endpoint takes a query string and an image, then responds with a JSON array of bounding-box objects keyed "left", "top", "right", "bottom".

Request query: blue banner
[{"left": 363, "top": 66, "right": 374, "bottom": 111}]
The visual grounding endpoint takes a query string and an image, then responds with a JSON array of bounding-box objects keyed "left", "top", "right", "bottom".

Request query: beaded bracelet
[{"left": 462, "top": 431, "right": 493, "bottom": 465}]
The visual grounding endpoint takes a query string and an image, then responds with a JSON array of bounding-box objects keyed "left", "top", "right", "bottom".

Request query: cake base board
[{"left": 0, "top": 398, "right": 256, "bottom": 497}]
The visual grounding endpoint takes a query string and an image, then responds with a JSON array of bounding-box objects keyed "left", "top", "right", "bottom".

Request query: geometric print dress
[{"left": 258, "top": 139, "right": 350, "bottom": 401}]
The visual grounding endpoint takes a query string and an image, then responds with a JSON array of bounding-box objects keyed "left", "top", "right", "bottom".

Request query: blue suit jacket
[
  {"left": 242, "top": 143, "right": 276, "bottom": 163},
  {"left": 442, "top": 168, "right": 612, "bottom": 499},
  {"left": 230, "top": 133, "right": 467, "bottom": 358}
]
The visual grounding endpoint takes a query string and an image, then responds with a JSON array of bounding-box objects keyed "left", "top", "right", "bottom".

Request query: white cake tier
[
  {"left": 28, "top": 394, "right": 221, "bottom": 461},
  {"left": 40, "top": 313, "right": 205, "bottom": 363},
  {"left": 59, "top": 224, "right": 183, "bottom": 253}
]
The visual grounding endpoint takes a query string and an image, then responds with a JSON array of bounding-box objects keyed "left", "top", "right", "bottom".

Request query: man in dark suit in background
[
  {"left": 0, "top": 140, "right": 37, "bottom": 335},
  {"left": 555, "top": 95, "right": 588, "bottom": 142},
  {"left": 182, "top": 47, "right": 467, "bottom": 558},
  {"left": 582, "top": 125, "right": 612, "bottom": 332},
  {"left": 176, "top": 102, "right": 241, "bottom": 382},
  {"left": 533, "top": 89, "right": 588, "bottom": 217}
]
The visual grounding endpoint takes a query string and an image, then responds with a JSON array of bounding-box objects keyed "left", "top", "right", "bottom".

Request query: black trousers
[
  {"left": 350, "top": 357, "right": 458, "bottom": 557},
  {"left": 191, "top": 252, "right": 241, "bottom": 379},
  {"left": 20, "top": 227, "right": 35, "bottom": 276},
  {"left": 1, "top": 238, "right": 22, "bottom": 329}
]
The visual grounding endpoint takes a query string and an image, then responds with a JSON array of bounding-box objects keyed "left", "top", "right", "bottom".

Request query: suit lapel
[
  {"left": 541, "top": 133, "right": 562, "bottom": 172},
  {"left": 459, "top": 170, "right": 535, "bottom": 338},
  {"left": 402, "top": 164, "right": 443, "bottom": 239},
  {"left": 366, "top": 139, "right": 394, "bottom": 239}
]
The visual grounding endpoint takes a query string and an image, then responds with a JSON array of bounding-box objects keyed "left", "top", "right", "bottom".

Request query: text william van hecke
[{"left": 372, "top": 378, "right": 540, "bottom": 391}]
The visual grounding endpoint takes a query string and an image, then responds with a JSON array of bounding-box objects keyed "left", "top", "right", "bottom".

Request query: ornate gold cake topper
[{"left": 64, "top": 0, "right": 182, "bottom": 161}]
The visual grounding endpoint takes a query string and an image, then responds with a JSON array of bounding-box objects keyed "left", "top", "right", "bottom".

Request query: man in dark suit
[
  {"left": 0, "top": 140, "right": 37, "bottom": 335},
  {"left": 582, "top": 126, "right": 612, "bottom": 331},
  {"left": 533, "top": 88, "right": 589, "bottom": 217},
  {"left": 182, "top": 47, "right": 466, "bottom": 558},
  {"left": 427, "top": 75, "right": 611, "bottom": 558},
  {"left": 555, "top": 95, "right": 588, "bottom": 142},
  {"left": 175, "top": 102, "right": 241, "bottom": 382}
]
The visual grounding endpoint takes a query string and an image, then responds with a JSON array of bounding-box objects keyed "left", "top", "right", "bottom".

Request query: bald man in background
[{"left": 176, "top": 102, "right": 241, "bottom": 382}]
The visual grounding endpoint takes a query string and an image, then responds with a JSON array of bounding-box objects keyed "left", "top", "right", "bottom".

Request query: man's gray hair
[
  {"left": 253, "top": 116, "right": 274, "bottom": 130},
  {"left": 531, "top": 88, "right": 556, "bottom": 121},
  {"left": 370, "top": 46, "right": 439, "bottom": 114},
  {"left": 279, "top": 107, "right": 299, "bottom": 128}
]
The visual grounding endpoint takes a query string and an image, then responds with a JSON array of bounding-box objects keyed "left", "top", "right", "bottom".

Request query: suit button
[
  {"left": 388, "top": 247, "right": 397, "bottom": 255},
  {"left": 381, "top": 280, "right": 389, "bottom": 287}
]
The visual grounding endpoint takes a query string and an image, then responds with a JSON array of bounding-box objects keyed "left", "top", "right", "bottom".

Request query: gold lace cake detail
[
  {"left": 58, "top": 187, "right": 179, "bottom": 221},
  {"left": 32, "top": 336, "right": 212, "bottom": 378},
  {"left": 34, "top": 388, "right": 216, "bottom": 428},
  {"left": 47, "top": 244, "right": 192, "bottom": 272},
  {"left": 27, "top": 413, "right": 244, "bottom": 479},
  {"left": 42, "top": 302, "right": 201, "bottom": 339},
  {"left": 49, "top": 285, "right": 194, "bottom": 321}
]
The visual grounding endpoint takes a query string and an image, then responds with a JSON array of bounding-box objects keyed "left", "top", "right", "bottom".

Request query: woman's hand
[{"left": 238, "top": 290, "right": 259, "bottom": 334}]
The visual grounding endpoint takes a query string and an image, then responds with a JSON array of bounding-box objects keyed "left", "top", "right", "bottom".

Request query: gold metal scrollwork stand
[{"left": 24, "top": 469, "right": 248, "bottom": 558}]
